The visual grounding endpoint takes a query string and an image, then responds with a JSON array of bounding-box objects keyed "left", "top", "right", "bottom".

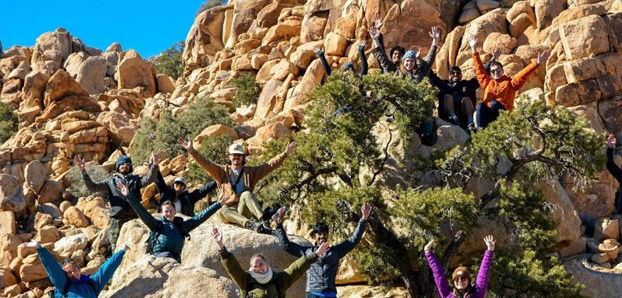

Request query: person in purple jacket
[{"left": 424, "top": 235, "right": 495, "bottom": 298}]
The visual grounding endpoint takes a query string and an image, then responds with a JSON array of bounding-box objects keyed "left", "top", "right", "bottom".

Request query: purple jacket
[{"left": 425, "top": 250, "right": 494, "bottom": 298}]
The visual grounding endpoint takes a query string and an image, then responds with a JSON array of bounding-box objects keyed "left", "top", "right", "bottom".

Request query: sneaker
[
  {"left": 467, "top": 122, "right": 478, "bottom": 134},
  {"left": 448, "top": 115, "right": 460, "bottom": 126}
]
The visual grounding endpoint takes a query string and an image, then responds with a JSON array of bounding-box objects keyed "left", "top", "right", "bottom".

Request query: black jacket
[{"left": 155, "top": 171, "right": 217, "bottom": 217}]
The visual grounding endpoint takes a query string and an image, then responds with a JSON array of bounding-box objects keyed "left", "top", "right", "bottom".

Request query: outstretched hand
[
  {"left": 368, "top": 25, "right": 380, "bottom": 40},
  {"left": 608, "top": 133, "right": 617, "bottom": 149},
  {"left": 536, "top": 50, "right": 550, "bottom": 65},
  {"left": 74, "top": 155, "right": 86, "bottom": 172},
  {"left": 492, "top": 47, "right": 501, "bottom": 61},
  {"left": 409, "top": 45, "right": 421, "bottom": 59},
  {"left": 469, "top": 34, "right": 477, "bottom": 52},
  {"left": 150, "top": 150, "right": 163, "bottom": 165},
  {"left": 484, "top": 235, "right": 495, "bottom": 251},
  {"left": 373, "top": 14, "right": 383, "bottom": 30},
  {"left": 361, "top": 202, "right": 372, "bottom": 220},
  {"left": 315, "top": 241, "right": 330, "bottom": 257},
  {"left": 313, "top": 46, "right": 324, "bottom": 55},
  {"left": 116, "top": 181, "right": 129, "bottom": 197},
  {"left": 211, "top": 226, "right": 224, "bottom": 251},
  {"left": 178, "top": 137, "right": 193, "bottom": 151},
  {"left": 429, "top": 26, "right": 441, "bottom": 46},
  {"left": 285, "top": 141, "right": 297, "bottom": 156},
  {"left": 424, "top": 239, "right": 435, "bottom": 252},
  {"left": 272, "top": 207, "right": 286, "bottom": 224}
]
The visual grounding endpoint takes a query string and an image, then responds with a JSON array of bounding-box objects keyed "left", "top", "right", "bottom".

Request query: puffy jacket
[{"left": 425, "top": 250, "right": 494, "bottom": 298}]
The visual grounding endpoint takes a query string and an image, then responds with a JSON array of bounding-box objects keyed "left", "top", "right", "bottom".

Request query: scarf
[{"left": 249, "top": 267, "right": 273, "bottom": 284}]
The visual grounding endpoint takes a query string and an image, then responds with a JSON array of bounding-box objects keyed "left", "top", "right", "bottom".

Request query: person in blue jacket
[{"left": 28, "top": 240, "right": 127, "bottom": 298}]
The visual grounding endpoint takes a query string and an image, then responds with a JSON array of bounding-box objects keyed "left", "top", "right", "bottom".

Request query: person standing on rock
[
  {"left": 178, "top": 138, "right": 297, "bottom": 234},
  {"left": 155, "top": 171, "right": 217, "bottom": 217},
  {"left": 116, "top": 180, "right": 225, "bottom": 262},
  {"left": 606, "top": 133, "right": 622, "bottom": 213},
  {"left": 469, "top": 34, "right": 549, "bottom": 128},
  {"left": 211, "top": 226, "right": 329, "bottom": 298},
  {"left": 273, "top": 203, "right": 372, "bottom": 298},
  {"left": 27, "top": 239, "right": 128, "bottom": 298},
  {"left": 425, "top": 235, "right": 495, "bottom": 298},
  {"left": 74, "top": 152, "right": 161, "bottom": 252}
]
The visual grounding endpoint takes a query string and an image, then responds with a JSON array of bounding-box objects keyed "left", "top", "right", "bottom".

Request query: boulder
[
  {"left": 250, "top": 122, "right": 292, "bottom": 146},
  {"left": 559, "top": 236, "right": 587, "bottom": 257},
  {"left": 483, "top": 33, "right": 517, "bottom": 54},
  {"left": 96, "top": 111, "right": 138, "bottom": 145},
  {"left": 337, "top": 285, "right": 408, "bottom": 297},
  {"left": 43, "top": 69, "right": 89, "bottom": 108},
  {"left": 63, "top": 206, "right": 90, "bottom": 228},
  {"left": 0, "top": 211, "right": 16, "bottom": 234},
  {"left": 255, "top": 79, "right": 284, "bottom": 119},
  {"left": 538, "top": 179, "right": 582, "bottom": 247},
  {"left": 533, "top": 0, "right": 564, "bottom": 29},
  {"left": 7, "top": 61, "right": 31, "bottom": 80},
  {"left": 183, "top": 8, "right": 227, "bottom": 74},
  {"left": 54, "top": 233, "right": 88, "bottom": 258},
  {"left": 300, "top": 14, "right": 328, "bottom": 43},
  {"left": 19, "top": 252, "right": 49, "bottom": 282},
  {"left": 36, "top": 225, "right": 60, "bottom": 244},
  {"left": 0, "top": 174, "right": 26, "bottom": 213},
  {"left": 262, "top": 24, "right": 299, "bottom": 46},
  {"left": 117, "top": 50, "right": 157, "bottom": 98},
  {"left": 36, "top": 203, "right": 63, "bottom": 219},
  {"left": 559, "top": 15, "right": 610, "bottom": 60},
  {"left": 156, "top": 74, "right": 175, "bottom": 93},
  {"left": 31, "top": 28, "right": 73, "bottom": 75},
  {"left": 35, "top": 213, "right": 53, "bottom": 231},
  {"left": 323, "top": 32, "right": 347, "bottom": 56},
  {"left": 594, "top": 218, "right": 619, "bottom": 241},
  {"left": 476, "top": 0, "right": 500, "bottom": 12},
  {"left": 38, "top": 180, "right": 63, "bottom": 204},
  {"left": 24, "top": 160, "right": 48, "bottom": 194},
  {"left": 591, "top": 252, "right": 610, "bottom": 264},
  {"left": 194, "top": 124, "right": 238, "bottom": 145},
  {"left": 0, "top": 265, "right": 18, "bottom": 288},
  {"left": 74, "top": 56, "right": 108, "bottom": 94},
  {"left": 1, "top": 233, "right": 22, "bottom": 267}
]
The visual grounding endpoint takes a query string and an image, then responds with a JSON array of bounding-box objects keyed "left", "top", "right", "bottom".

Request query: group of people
[{"left": 23, "top": 20, "right": 550, "bottom": 298}]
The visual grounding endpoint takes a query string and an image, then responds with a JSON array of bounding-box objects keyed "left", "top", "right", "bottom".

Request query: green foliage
[
  {"left": 65, "top": 165, "right": 112, "bottom": 198},
  {"left": 197, "top": 0, "right": 226, "bottom": 15},
  {"left": 184, "top": 135, "right": 232, "bottom": 185},
  {"left": 154, "top": 41, "right": 184, "bottom": 79},
  {"left": 232, "top": 74, "right": 260, "bottom": 107},
  {"left": 0, "top": 102, "right": 18, "bottom": 144},
  {"left": 129, "top": 96, "right": 232, "bottom": 164}
]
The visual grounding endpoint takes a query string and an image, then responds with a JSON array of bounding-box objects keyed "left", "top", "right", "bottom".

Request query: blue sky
[{"left": 0, "top": 0, "right": 207, "bottom": 58}]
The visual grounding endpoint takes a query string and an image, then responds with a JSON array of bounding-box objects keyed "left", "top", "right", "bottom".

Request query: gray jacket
[
  {"left": 372, "top": 44, "right": 438, "bottom": 81},
  {"left": 275, "top": 220, "right": 367, "bottom": 293}
]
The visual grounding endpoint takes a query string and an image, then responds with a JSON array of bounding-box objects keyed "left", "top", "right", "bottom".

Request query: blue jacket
[{"left": 37, "top": 246, "right": 125, "bottom": 298}]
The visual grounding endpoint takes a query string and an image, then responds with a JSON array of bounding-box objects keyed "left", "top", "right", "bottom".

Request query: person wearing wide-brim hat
[
  {"left": 178, "top": 137, "right": 297, "bottom": 234},
  {"left": 425, "top": 235, "right": 496, "bottom": 298}
]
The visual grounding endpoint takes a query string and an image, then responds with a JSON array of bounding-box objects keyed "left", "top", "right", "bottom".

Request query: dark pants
[
  {"left": 108, "top": 217, "right": 134, "bottom": 252},
  {"left": 306, "top": 293, "right": 337, "bottom": 298},
  {"left": 476, "top": 100, "right": 505, "bottom": 128}
]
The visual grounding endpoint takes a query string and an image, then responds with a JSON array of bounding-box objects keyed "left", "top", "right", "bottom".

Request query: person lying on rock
[
  {"left": 28, "top": 239, "right": 127, "bottom": 298},
  {"left": 425, "top": 235, "right": 495, "bottom": 298},
  {"left": 313, "top": 41, "right": 368, "bottom": 77},
  {"left": 155, "top": 171, "right": 217, "bottom": 217},
  {"left": 368, "top": 16, "right": 405, "bottom": 74},
  {"left": 74, "top": 152, "right": 161, "bottom": 253},
  {"left": 116, "top": 180, "right": 225, "bottom": 262},
  {"left": 179, "top": 138, "right": 297, "bottom": 234},
  {"left": 469, "top": 34, "right": 549, "bottom": 128},
  {"left": 212, "top": 226, "right": 329, "bottom": 298},
  {"left": 429, "top": 66, "right": 480, "bottom": 131},
  {"left": 273, "top": 202, "right": 372, "bottom": 298},
  {"left": 606, "top": 133, "right": 622, "bottom": 214}
]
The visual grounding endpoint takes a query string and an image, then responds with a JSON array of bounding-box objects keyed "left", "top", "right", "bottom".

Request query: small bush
[
  {"left": 231, "top": 74, "right": 260, "bottom": 107},
  {"left": 154, "top": 41, "right": 184, "bottom": 79},
  {"left": 197, "top": 0, "right": 227, "bottom": 15},
  {"left": 0, "top": 102, "right": 18, "bottom": 144}
]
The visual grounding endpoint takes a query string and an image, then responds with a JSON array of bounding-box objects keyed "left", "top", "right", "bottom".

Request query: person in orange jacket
[{"left": 469, "top": 34, "right": 549, "bottom": 128}]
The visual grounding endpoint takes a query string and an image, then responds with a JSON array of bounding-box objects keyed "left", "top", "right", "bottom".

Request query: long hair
[{"left": 452, "top": 283, "right": 475, "bottom": 298}]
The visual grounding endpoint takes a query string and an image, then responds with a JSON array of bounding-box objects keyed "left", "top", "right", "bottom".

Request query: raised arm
[
  {"left": 253, "top": 141, "right": 296, "bottom": 181},
  {"left": 475, "top": 235, "right": 496, "bottom": 296},
  {"left": 369, "top": 25, "right": 397, "bottom": 73},
  {"left": 606, "top": 134, "right": 622, "bottom": 183},
  {"left": 358, "top": 43, "right": 368, "bottom": 76},
  {"left": 75, "top": 156, "right": 109, "bottom": 193},
  {"left": 183, "top": 201, "right": 223, "bottom": 231},
  {"left": 469, "top": 35, "right": 491, "bottom": 89},
  {"left": 35, "top": 244, "right": 67, "bottom": 291},
  {"left": 118, "top": 182, "right": 160, "bottom": 230},
  {"left": 179, "top": 137, "right": 226, "bottom": 183},
  {"left": 282, "top": 242, "right": 327, "bottom": 289},
  {"left": 421, "top": 26, "right": 441, "bottom": 66},
  {"left": 90, "top": 247, "right": 127, "bottom": 292},
  {"left": 140, "top": 151, "right": 162, "bottom": 187},
  {"left": 275, "top": 224, "right": 309, "bottom": 257},
  {"left": 424, "top": 240, "right": 452, "bottom": 298},
  {"left": 510, "top": 50, "right": 548, "bottom": 89},
  {"left": 155, "top": 169, "right": 168, "bottom": 195},
  {"left": 189, "top": 180, "right": 218, "bottom": 205},
  {"left": 314, "top": 47, "right": 332, "bottom": 77},
  {"left": 332, "top": 203, "right": 371, "bottom": 258},
  {"left": 213, "top": 227, "right": 248, "bottom": 288}
]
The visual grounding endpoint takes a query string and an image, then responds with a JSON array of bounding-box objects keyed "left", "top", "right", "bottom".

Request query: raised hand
[
  {"left": 150, "top": 150, "right": 163, "bottom": 165},
  {"left": 373, "top": 14, "right": 383, "bottom": 30},
  {"left": 429, "top": 26, "right": 441, "bottom": 46},
  {"left": 116, "top": 181, "right": 129, "bottom": 197},
  {"left": 313, "top": 46, "right": 324, "bottom": 55},
  {"left": 469, "top": 34, "right": 477, "bottom": 52},
  {"left": 368, "top": 25, "right": 380, "bottom": 40},
  {"left": 25, "top": 240, "right": 40, "bottom": 248},
  {"left": 272, "top": 207, "right": 286, "bottom": 224},
  {"left": 178, "top": 137, "right": 193, "bottom": 151},
  {"left": 536, "top": 50, "right": 550, "bottom": 65},
  {"left": 285, "top": 141, "right": 297, "bottom": 156},
  {"left": 424, "top": 239, "right": 435, "bottom": 252},
  {"left": 492, "top": 47, "right": 501, "bottom": 61},
  {"left": 484, "top": 235, "right": 496, "bottom": 251},
  {"left": 211, "top": 226, "right": 224, "bottom": 250},
  {"left": 315, "top": 241, "right": 330, "bottom": 257},
  {"left": 361, "top": 202, "right": 372, "bottom": 220},
  {"left": 607, "top": 133, "right": 617, "bottom": 149},
  {"left": 74, "top": 155, "right": 86, "bottom": 172}
]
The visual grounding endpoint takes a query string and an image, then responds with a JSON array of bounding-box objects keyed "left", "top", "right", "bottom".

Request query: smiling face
[
  {"left": 162, "top": 203, "right": 176, "bottom": 221},
  {"left": 490, "top": 62, "right": 504, "bottom": 80},
  {"left": 449, "top": 69, "right": 462, "bottom": 82},
  {"left": 314, "top": 231, "right": 329, "bottom": 245},
  {"left": 250, "top": 257, "right": 269, "bottom": 274},
  {"left": 453, "top": 276, "right": 469, "bottom": 290},
  {"left": 63, "top": 262, "right": 81, "bottom": 280},
  {"left": 403, "top": 58, "right": 416, "bottom": 71},
  {"left": 118, "top": 163, "right": 131, "bottom": 174},
  {"left": 173, "top": 182, "right": 185, "bottom": 193},
  {"left": 228, "top": 153, "right": 245, "bottom": 168},
  {"left": 392, "top": 50, "right": 403, "bottom": 64}
]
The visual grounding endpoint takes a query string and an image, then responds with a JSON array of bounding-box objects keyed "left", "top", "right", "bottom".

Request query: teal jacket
[
  {"left": 125, "top": 192, "right": 221, "bottom": 258},
  {"left": 37, "top": 246, "right": 125, "bottom": 298}
]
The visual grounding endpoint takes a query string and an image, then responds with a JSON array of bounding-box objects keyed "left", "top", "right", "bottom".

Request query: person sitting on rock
[
  {"left": 211, "top": 226, "right": 329, "bottom": 298},
  {"left": 74, "top": 152, "right": 161, "bottom": 253},
  {"left": 469, "top": 34, "right": 549, "bottom": 128},
  {"left": 368, "top": 17, "right": 405, "bottom": 74},
  {"left": 155, "top": 171, "right": 217, "bottom": 217},
  {"left": 429, "top": 66, "right": 480, "bottom": 131},
  {"left": 606, "top": 133, "right": 622, "bottom": 214},
  {"left": 178, "top": 138, "right": 297, "bottom": 234},
  {"left": 116, "top": 180, "right": 224, "bottom": 262},
  {"left": 28, "top": 239, "right": 127, "bottom": 298},
  {"left": 314, "top": 41, "right": 368, "bottom": 77},
  {"left": 425, "top": 235, "right": 495, "bottom": 298},
  {"left": 273, "top": 202, "right": 371, "bottom": 298}
]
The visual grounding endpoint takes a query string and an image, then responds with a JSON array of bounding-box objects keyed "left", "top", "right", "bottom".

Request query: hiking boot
[
  {"left": 448, "top": 115, "right": 460, "bottom": 126},
  {"left": 467, "top": 122, "right": 478, "bottom": 134},
  {"left": 245, "top": 220, "right": 272, "bottom": 234},
  {"left": 261, "top": 220, "right": 273, "bottom": 234}
]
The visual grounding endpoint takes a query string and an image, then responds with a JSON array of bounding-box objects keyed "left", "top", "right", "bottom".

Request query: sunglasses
[
  {"left": 450, "top": 71, "right": 461, "bottom": 75},
  {"left": 454, "top": 276, "right": 469, "bottom": 282},
  {"left": 490, "top": 68, "right": 503, "bottom": 73}
]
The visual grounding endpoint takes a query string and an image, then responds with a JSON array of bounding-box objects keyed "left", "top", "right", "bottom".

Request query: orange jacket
[{"left": 473, "top": 53, "right": 539, "bottom": 112}]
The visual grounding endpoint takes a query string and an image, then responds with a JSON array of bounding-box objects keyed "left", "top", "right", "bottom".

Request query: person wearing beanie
[
  {"left": 74, "top": 152, "right": 161, "bottom": 252},
  {"left": 154, "top": 171, "right": 217, "bottom": 217},
  {"left": 425, "top": 235, "right": 496, "bottom": 298},
  {"left": 468, "top": 34, "right": 549, "bottom": 128},
  {"left": 179, "top": 138, "right": 297, "bottom": 234},
  {"left": 273, "top": 203, "right": 372, "bottom": 297}
]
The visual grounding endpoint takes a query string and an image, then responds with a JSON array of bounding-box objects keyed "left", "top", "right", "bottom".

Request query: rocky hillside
[{"left": 1, "top": 0, "right": 622, "bottom": 297}]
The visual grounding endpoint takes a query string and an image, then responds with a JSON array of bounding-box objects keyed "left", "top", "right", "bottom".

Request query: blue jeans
[{"left": 476, "top": 100, "right": 505, "bottom": 128}]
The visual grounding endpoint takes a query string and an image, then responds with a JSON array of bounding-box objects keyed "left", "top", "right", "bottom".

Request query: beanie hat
[
  {"left": 342, "top": 62, "right": 354, "bottom": 72},
  {"left": 310, "top": 223, "right": 329, "bottom": 236},
  {"left": 173, "top": 177, "right": 186, "bottom": 186},
  {"left": 116, "top": 155, "right": 133, "bottom": 171},
  {"left": 452, "top": 266, "right": 471, "bottom": 281},
  {"left": 402, "top": 50, "right": 417, "bottom": 61}
]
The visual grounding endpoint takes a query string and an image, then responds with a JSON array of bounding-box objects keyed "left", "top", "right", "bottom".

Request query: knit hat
[
  {"left": 402, "top": 50, "right": 417, "bottom": 61},
  {"left": 452, "top": 266, "right": 471, "bottom": 281},
  {"left": 173, "top": 177, "right": 186, "bottom": 186},
  {"left": 342, "top": 62, "right": 354, "bottom": 72},
  {"left": 115, "top": 155, "right": 133, "bottom": 171},
  {"left": 310, "top": 223, "right": 329, "bottom": 236}
]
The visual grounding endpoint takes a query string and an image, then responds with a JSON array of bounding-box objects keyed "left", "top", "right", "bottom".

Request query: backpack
[
  {"left": 48, "top": 278, "right": 96, "bottom": 298},
  {"left": 145, "top": 217, "right": 191, "bottom": 254}
]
